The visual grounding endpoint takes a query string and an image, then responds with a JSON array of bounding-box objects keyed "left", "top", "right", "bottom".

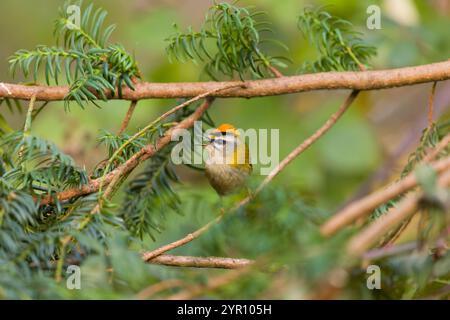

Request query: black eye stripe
[{"left": 214, "top": 139, "right": 226, "bottom": 145}]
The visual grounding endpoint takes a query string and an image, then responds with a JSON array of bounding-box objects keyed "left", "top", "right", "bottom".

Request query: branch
[
  {"left": 320, "top": 153, "right": 450, "bottom": 237},
  {"left": 2, "top": 61, "right": 450, "bottom": 100},
  {"left": 428, "top": 82, "right": 437, "bottom": 127},
  {"left": 142, "top": 90, "right": 360, "bottom": 259},
  {"left": 144, "top": 254, "right": 254, "bottom": 269},
  {"left": 347, "top": 169, "right": 450, "bottom": 256},
  {"left": 117, "top": 100, "right": 138, "bottom": 135}
]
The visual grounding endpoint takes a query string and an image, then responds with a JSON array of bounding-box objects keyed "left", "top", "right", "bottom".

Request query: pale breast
[{"left": 205, "top": 163, "right": 250, "bottom": 196}]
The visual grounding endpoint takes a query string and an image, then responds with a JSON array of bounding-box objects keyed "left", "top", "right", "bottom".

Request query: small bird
[{"left": 204, "top": 124, "right": 252, "bottom": 196}]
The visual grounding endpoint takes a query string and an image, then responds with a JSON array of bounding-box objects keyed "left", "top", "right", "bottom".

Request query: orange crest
[{"left": 215, "top": 123, "right": 239, "bottom": 135}]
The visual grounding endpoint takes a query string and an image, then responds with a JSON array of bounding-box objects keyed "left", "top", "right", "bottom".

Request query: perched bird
[{"left": 204, "top": 124, "right": 252, "bottom": 196}]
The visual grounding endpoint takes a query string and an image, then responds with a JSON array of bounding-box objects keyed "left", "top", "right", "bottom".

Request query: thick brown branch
[
  {"left": 2, "top": 61, "right": 450, "bottom": 101},
  {"left": 144, "top": 254, "right": 254, "bottom": 269}
]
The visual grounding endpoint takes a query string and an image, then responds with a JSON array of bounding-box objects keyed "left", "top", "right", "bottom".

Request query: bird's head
[
  {"left": 204, "top": 123, "right": 249, "bottom": 166},
  {"left": 206, "top": 123, "right": 240, "bottom": 148}
]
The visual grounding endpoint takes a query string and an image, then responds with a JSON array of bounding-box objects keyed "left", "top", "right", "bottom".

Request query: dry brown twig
[
  {"left": 142, "top": 89, "right": 360, "bottom": 261},
  {"left": 428, "top": 82, "right": 437, "bottom": 127},
  {"left": 117, "top": 100, "right": 138, "bottom": 135},
  {"left": 268, "top": 65, "right": 284, "bottom": 78}
]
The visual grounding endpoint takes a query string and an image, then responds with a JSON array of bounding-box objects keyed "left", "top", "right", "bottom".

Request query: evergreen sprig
[
  {"left": 165, "top": 1, "right": 289, "bottom": 79},
  {"left": 0, "top": 131, "right": 88, "bottom": 193},
  {"left": 297, "top": 7, "right": 377, "bottom": 72},
  {"left": 0, "top": 131, "right": 111, "bottom": 280},
  {"left": 9, "top": 1, "right": 140, "bottom": 109}
]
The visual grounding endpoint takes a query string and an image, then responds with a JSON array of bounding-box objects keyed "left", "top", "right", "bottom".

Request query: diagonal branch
[
  {"left": 142, "top": 90, "right": 360, "bottom": 260},
  {"left": 1, "top": 60, "right": 450, "bottom": 101},
  {"left": 117, "top": 100, "right": 138, "bottom": 135}
]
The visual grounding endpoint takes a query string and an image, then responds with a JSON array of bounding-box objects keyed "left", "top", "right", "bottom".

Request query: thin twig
[
  {"left": 143, "top": 90, "right": 360, "bottom": 259},
  {"left": 23, "top": 94, "right": 37, "bottom": 134},
  {"left": 428, "top": 82, "right": 437, "bottom": 127},
  {"left": 267, "top": 65, "right": 284, "bottom": 78},
  {"left": 117, "top": 100, "right": 138, "bottom": 135}
]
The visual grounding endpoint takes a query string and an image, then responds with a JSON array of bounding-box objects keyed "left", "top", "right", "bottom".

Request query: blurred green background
[{"left": 0, "top": 0, "right": 449, "bottom": 299}]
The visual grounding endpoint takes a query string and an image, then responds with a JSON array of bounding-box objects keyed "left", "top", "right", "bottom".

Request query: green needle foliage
[
  {"left": 165, "top": 1, "right": 290, "bottom": 79},
  {"left": 298, "top": 7, "right": 377, "bottom": 72},
  {"left": 9, "top": 1, "right": 140, "bottom": 109}
]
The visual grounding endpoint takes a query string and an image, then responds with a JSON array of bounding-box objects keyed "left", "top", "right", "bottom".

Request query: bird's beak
[{"left": 202, "top": 135, "right": 214, "bottom": 147}]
